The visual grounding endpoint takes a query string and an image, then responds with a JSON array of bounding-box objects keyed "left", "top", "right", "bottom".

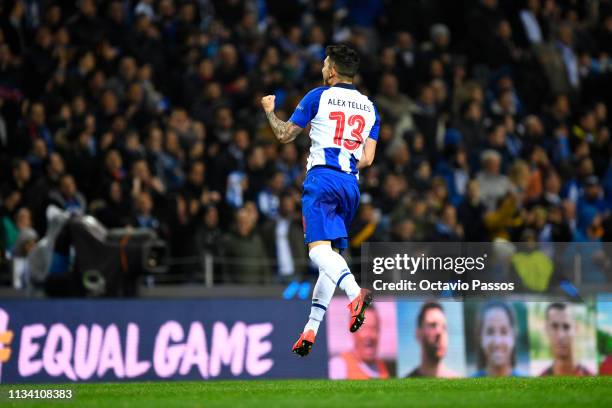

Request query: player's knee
[{"left": 308, "top": 242, "right": 332, "bottom": 263}]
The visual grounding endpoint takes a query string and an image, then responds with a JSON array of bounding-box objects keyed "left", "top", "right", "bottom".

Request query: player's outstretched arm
[
  {"left": 357, "top": 138, "right": 377, "bottom": 170},
  {"left": 261, "top": 95, "right": 303, "bottom": 144}
]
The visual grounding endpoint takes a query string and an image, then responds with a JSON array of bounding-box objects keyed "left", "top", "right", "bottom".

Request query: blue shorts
[{"left": 301, "top": 166, "right": 360, "bottom": 250}]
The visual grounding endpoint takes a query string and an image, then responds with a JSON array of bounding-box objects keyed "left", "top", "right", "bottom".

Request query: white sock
[
  {"left": 304, "top": 273, "right": 335, "bottom": 335},
  {"left": 309, "top": 245, "right": 361, "bottom": 302}
]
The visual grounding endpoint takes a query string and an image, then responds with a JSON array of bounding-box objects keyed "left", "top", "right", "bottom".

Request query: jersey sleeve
[
  {"left": 289, "top": 87, "right": 326, "bottom": 128},
  {"left": 368, "top": 103, "right": 380, "bottom": 141}
]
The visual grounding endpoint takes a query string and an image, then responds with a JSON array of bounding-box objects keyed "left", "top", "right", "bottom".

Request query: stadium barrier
[
  {"left": 0, "top": 295, "right": 611, "bottom": 383},
  {"left": 0, "top": 299, "right": 327, "bottom": 383}
]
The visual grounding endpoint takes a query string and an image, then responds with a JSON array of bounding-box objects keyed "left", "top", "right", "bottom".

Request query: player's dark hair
[
  {"left": 325, "top": 45, "right": 360, "bottom": 78},
  {"left": 545, "top": 302, "right": 567, "bottom": 320},
  {"left": 417, "top": 301, "right": 444, "bottom": 328},
  {"left": 476, "top": 301, "right": 518, "bottom": 370}
]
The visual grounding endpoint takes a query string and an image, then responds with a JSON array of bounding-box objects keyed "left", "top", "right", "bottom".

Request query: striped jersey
[{"left": 289, "top": 83, "right": 380, "bottom": 178}]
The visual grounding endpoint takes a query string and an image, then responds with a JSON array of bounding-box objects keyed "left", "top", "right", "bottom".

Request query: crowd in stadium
[{"left": 1, "top": 0, "right": 611, "bottom": 285}]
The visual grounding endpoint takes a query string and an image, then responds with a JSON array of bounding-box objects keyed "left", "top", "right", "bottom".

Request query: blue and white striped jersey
[{"left": 289, "top": 83, "right": 380, "bottom": 178}]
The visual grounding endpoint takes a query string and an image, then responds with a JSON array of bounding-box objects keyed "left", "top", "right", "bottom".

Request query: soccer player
[{"left": 261, "top": 45, "right": 379, "bottom": 356}]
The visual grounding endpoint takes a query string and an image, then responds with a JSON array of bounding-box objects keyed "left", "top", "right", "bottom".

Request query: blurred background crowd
[{"left": 1, "top": 0, "right": 611, "bottom": 287}]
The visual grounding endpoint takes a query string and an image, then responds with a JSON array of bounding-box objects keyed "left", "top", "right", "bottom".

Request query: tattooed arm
[{"left": 261, "top": 95, "right": 303, "bottom": 144}]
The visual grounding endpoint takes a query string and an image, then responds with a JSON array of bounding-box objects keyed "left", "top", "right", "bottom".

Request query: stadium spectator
[
  {"left": 375, "top": 73, "right": 415, "bottom": 127},
  {"left": 349, "top": 198, "right": 383, "bottom": 259},
  {"left": 261, "top": 192, "right": 307, "bottom": 282},
  {"left": 195, "top": 205, "right": 223, "bottom": 262},
  {"left": 433, "top": 204, "right": 463, "bottom": 242},
  {"left": 257, "top": 171, "right": 284, "bottom": 219},
  {"left": 48, "top": 174, "right": 87, "bottom": 214},
  {"left": 476, "top": 150, "right": 511, "bottom": 211},
  {"left": 131, "top": 190, "right": 160, "bottom": 231},
  {"left": 510, "top": 230, "right": 555, "bottom": 292},
  {"left": 94, "top": 181, "right": 132, "bottom": 229},
  {"left": 458, "top": 180, "right": 488, "bottom": 241},
  {"left": 222, "top": 207, "right": 271, "bottom": 284},
  {"left": 1, "top": 206, "right": 32, "bottom": 255},
  {"left": 565, "top": 204, "right": 608, "bottom": 283},
  {"left": 518, "top": 0, "right": 551, "bottom": 47}
]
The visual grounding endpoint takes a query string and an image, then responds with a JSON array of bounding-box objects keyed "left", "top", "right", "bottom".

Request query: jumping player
[{"left": 261, "top": 45, "right": 379, "bottom": 356}]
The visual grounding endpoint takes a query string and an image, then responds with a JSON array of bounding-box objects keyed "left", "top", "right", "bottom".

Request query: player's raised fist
[{"left": 261, "top": 95, "right": 275, "bottom": 113}]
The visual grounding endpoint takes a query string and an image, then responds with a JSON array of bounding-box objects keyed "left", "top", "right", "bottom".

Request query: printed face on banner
[
  {"left": 396, "top": 301, "right": 466, "bottom": 378},
  {"left": 464, "top": 301, "right": 530, "bottom": 377},
  {"left": 326, "top": 297, "right": 396, "bottom": 380},
  {"left": 527, "top": 302, "right": 597, "bottom": 376}
]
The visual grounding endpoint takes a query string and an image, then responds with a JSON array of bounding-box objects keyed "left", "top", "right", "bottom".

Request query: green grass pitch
[{"left": 1, "top": 377, "right": 611, "bottom": 407}]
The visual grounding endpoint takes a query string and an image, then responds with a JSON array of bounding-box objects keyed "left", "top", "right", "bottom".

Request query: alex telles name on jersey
[{"left": 326, "top": 98, "right": 372, "bottom": 112}]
